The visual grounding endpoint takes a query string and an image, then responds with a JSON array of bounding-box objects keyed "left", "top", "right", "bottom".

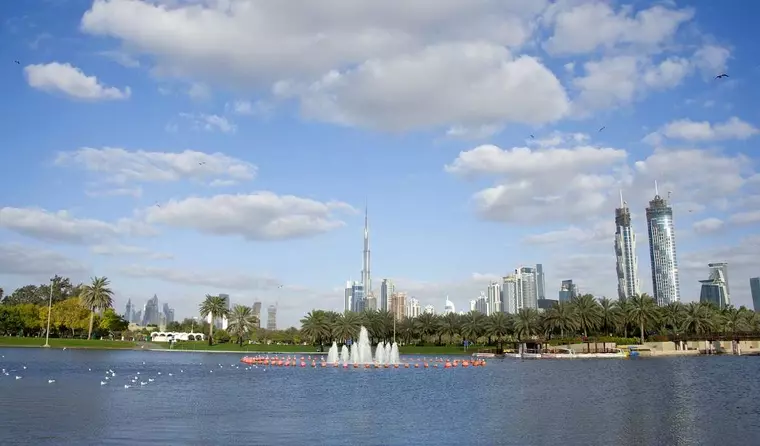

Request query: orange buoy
[
  {"left": 393, "top": 364, "right": 399, "bottom": 368},
  {"left": 444, "top": 362, "right": 452, "bottom": 368},
  {"left": 353, "top": 364, "right": 359, "bottom": 368},
  {"left": 423, "top": 363, "right": 429, "bottom": 368},
  {"left": 364, "top": 364, "right": 371, "bottom": 369},
  {"left": 414, "top": 363, "right": 419, "bottom": 368},
  {"left": 320, "top": 362, "right": 326, "bottom": 368},
  {"left": 404, "top": 364, "right": 410, "bottom": 368}
]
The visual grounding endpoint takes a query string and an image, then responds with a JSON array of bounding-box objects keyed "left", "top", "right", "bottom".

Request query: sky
[{"left": 1, "top": 0, "right": 759, "bottom": 327}]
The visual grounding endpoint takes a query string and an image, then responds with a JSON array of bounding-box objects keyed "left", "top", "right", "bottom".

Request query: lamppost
[{"left": 43, "top": 277, "right": 54, "bottom": 348}]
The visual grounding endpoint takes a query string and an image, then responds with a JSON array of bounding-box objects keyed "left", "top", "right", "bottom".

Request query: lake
[{"left": 1, "top": 348, "right": 758, "bottom": 445}]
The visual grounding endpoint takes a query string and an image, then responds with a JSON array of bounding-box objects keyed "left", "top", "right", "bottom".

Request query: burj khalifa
[{"left": 361, "top": 205, "right": 371, "bottom": 295}]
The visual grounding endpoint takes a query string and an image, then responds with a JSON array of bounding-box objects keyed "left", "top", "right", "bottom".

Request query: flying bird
[
  {"left": 715, "top": 73, "right": 729, "bottom": 79},
  {"left": 598, "top": 126, "right": 606, "bottom": 132},
  {"left": 529, "top": 134, "right": 534, "bottom": 139},
  {"left": 14, "top": 60, "right": 20, "bottom": 65},
  {"left": 198, "top": 162, "right": 206, "bottom": 165}
]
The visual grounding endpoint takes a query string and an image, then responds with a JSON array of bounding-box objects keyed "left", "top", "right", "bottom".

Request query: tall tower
[
  {"left": 646, "top": 181, "right": 681, "bottom": 306},
  {"left": 361, "top": 204, "right": 372, "bottom": 296},
  {"left": 615, "top": 190, "right": 640, "bottom": 300}
]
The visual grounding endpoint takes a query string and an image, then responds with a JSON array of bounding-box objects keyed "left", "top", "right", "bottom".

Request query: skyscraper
[
  {"left": 142, "top": 295, "right": 160, "bottom": 326},
  {"left": 558, "top": 280, "right": 578, "bottom": 302},
  {"left": 125, "top": 299, "right": 133, "bottom": 323},
  {"left": 708, "top": 263, "right": 730, "bottom": 303},
  {"left": 536, "top": 264, "right": 546, "bottom": 301},
  {"left": 344, "top": 281, "right": 353, "bottom": 313},
  {"left": 750, "top": 277, "right": 760, "bottom": 312},
  {"left": 615, "top": 191, "right": 640, "bottom": 300},
  {"left": 361, "top": 205, "right": 372, "bottom": 297},
  {"left": 699, "top": 263, "right": 730, "bottom": 309},
  {"left": 502, "top": 274, "right": 520, "bottom": 314},
  {"left": 350, "top": 282, "right": 365, "bottom": 312},
  {"left": 252, "top": 301, "right": 262, "bottom": 327},
  {"left": 486, "top": 282, "right": 502, "bottom": 315},
  {"left": 646, "top": 183, "right": 681, "bottom": 306},
  {"left": 267, "top": 304, "right": 277, "bottom": 330},
  {"left": 380, "top": 279, "right": 393, "bottom": 312},
  {"left": 390, "top": 292, "right": 406, "bottom": 321},
  {"left": 516, "top": 267, "right": 538, "bottom": 309},
  {"left": 406, "top": 298, "right": 421, "bottom": 318}
]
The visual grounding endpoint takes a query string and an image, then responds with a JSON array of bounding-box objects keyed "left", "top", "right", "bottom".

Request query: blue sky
[{"left": 1, "top": 0, "right": 759, "bottom": 326}]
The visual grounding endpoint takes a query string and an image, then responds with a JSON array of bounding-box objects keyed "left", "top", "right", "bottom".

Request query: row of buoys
[{"left": 240, "top": 356, "right": 486, "bottom": 368}]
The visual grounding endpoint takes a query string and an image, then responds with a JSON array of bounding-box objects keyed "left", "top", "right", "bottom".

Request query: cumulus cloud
[
  {"left": 644, "top": 117, "right": 759, "bottom": 144},
  {"left": 692, "top": 217, "right": 724, "bottom": 234},
  {"left": 142, "top": 192, "right": 355, "bottom": 241},
  {"left": 24, "top": 62, "right": 131, "bottom": 100},
  {"left": 178, "top": 113, "right": 236, "bottom": 133},
  {"left": 0, "top": 244, "right": 88, "bottom": 277},
  {"left": 90, "top": 244, "right": 173, "bottom": 260},
  {"left": 0, "top": 207, "right": 154, "bottom": 244},
  {"left": 55, "top": 147, "right": 256, "bottom": 185}
]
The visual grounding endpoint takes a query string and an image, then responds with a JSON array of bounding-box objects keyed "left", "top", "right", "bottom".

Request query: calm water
[{"left": 1, "top": 348, "right": 758, "bottom": 446}]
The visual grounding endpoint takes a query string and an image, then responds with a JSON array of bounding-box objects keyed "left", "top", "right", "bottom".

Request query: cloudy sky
[{"left": 1, "top": 0, "right": 759, "bottom": 327}]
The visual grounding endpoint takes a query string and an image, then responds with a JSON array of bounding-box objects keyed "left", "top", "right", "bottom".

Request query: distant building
[
  {"left": 615, "top": 192, "right": 641, "bottom": 300},
  {"left": 708, "top": 263, "right": 730, "bottom": 304},
  {"left": 646, "top": 185, "right": 681, "bottom": 305},
  {"left": 267, "top": 304, "right": 277, "bottom": 330},
  {"left": 380, "top": 279, "right": 394, "bottom": 312},
  {"left": 536, "top": 263, "right": 546, "bottom": 301},
  {"left": 537, "top": 299, "right": 558, "bottom": 312},
  {"left": 344, "top": 281, "right": 353, "bottom": 313},
  {"left": 516, "top": 267, "right": 538, "bottom": 309},
  {"left": 162, "top": 303, "right": 175, "bottom": 325},
  {"left": 486, "top": 282, "right": 502, "bottom": 315},
  {"left": 444, "top": 297, "right": 456, "bottom": 315},
  {"left": 350, "top": 282, "right": 365, "bottom": 313},
  {"left": 502, "top": 275, "right": 519, "bottom": 314},
  {"left": 125, "top": 299, "right": 133, "bottom": 323},
  {"left": 252, "top": 301, "right": 262, "bottom": 327},
  {"left": 406, "top": 298, "right": 421, "bottom": 318},
  {"left": 365, "top": 294, "right": 378, "bottom": 311},
  {"left": 390, "top": 292, "right": 406, "bottom": 321},
  {"left": 700, "top": 264, "right": 730, "bottom": 309},
  {"left": 751, "top": 278, "right": 760, "bottom": 312},
  {"left": 558, "top": 280, "right": 578, "bottom": 302},
  {"left": 142, "top": 295, "right": 160, "bottom": 326},
  {"left": 423, "top": 304, "right": 435, "bottom": 315}
]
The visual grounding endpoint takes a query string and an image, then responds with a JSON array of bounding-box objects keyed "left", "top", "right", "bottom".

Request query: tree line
[
  {"left": 0, "top": 276, "right": 127, "bottom": 339},
  {"left": 299, "top": 294, "right": 760, "bottom": 351}
]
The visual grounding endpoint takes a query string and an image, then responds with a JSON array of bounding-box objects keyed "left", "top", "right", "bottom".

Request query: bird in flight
[
  {"left": 529, "top": 134, "right": 534, "bottom": 139},
  {"left": 198, "top": 162, "right": 206, "bottom": 165},
  {"left": 154, "top": 202, "right": 161, "bottom": 208},
  {"left": 715, "top": 73, "right": 729, "bottom": 79},
  {"left": 598, "top": 126, "right": 606, "bottom": 132},
  {"left": 14, "top": 60, "right": 20, "bottom": 65}
]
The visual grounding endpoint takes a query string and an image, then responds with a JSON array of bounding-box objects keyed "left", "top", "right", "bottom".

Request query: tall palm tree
[
  {"left": 661, "top": 302, "right": 685, "bottom": 336},
  {"left": 630, "top": 294, "right": 659, "bottom": 344},
  {"left": 682, "top": 302, "right": 714, "bottom": 337},
  {"left": 300, "top": 310, "right": 331, "bottom": 351},
  {"left": 413, "top": 313, "right": 436, "bottom": 344},
  {"left": 483, "top": 312, "right": 512, "bottom": 351},
  {"left": 78, "top": 276, "right": 114, "bottom": 340},
  {"left": 226, "top": 305, "right": 258, "bottom": 346},
  {"left": 460, "top": 311, "right": 485, "bottom": 346},
  {"left": 721, "top": 306, "right": 749, "bottom": 340},
  {"left": 439, "top": 313, "right": 460, "bottom": 345},
  {"left": 544, "top": 302, "right": 577, "bottom": 338},
  {"left": 613, "top": 298, "right": 634, "bottom": 338},
  {"left": 332, "top": 312, "right": 361, "bottom": 343},
  {"left": 598, "top": 298, "right": 616, "bottom": 336},
  {"left": 513, "top": 308, "right": 539, "bottom": 341},
  {"left": 199, "top": 294, "right": 229, "bottom": 346},
  {"left": 570, "top": 294, "right": 602, "bottom": 337}
]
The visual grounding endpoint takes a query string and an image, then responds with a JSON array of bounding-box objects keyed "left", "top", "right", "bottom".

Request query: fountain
[
  {"left": 324, "top": 327, "right": 401, "bottom": 365},
  {"left": 326, "top": 342, "right": 338, "bottom": 364}
]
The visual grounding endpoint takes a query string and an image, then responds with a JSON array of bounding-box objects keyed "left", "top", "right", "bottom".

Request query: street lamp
[{"left": 43, "top": 277, "right": 54, "bottom": 348}]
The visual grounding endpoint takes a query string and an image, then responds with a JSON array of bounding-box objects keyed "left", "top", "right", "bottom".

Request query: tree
[
  {"left": 682, "top": 302, "right": 714, "bottom": 337},
  {"left": 544, "top": 302, "right": 577, "bottom": 338},
  {"left": 99, "top": 309, "right": 129, "bottom": 337},
  {"left": 483, "top": 312, "right": 511, "bottom": 351},
  {"left": 79, "top": 277, "right": 114, "bottom": 340},
  {"left": 332, "top": 312, "right": 361, "bottom": 343},
  {"left": 513, "top": 308, "right": 539, "bottom": 341},
  {"left": 300, "top": 310, "right": 331, "bottom": 351},
  {"left": 570, "top": 294, "right": 602, "bottom": 337},
  {"left": 52, "top": 298, "right": 91, "bottom": 337},
  {"left": 199, "top": 294, "right": 229, "bottom": 346},
  {"left": 630, "top": 294, "right": 659, "bottom": 344},
  {"left": 226, "top": 305, "right": 259, "bottom": 346}
]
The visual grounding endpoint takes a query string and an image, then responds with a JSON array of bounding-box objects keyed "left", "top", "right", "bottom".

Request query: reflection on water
[{"left": 1, "top": 349, "right": 759, "bottom": 446}]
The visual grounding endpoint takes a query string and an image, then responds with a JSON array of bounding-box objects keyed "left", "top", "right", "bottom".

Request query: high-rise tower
[
  {"left": 361, "top": 205, "right": 372, "bottom": 296},
  {"left": 615, "top": 190, "right": 640, "bottom": 300},
  {"left": 646, "top": 182, "right": 680, "bottom": 306}
]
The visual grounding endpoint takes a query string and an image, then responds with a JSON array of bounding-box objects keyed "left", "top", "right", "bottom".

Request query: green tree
[
  {"left": 460, "top": 311, "right": 485, "bottom": 345},
  {"left": 226, "top": 305, "right": 259, "bottom": 346},
  {"left": 630, "top": 294, "right": 659, "bottom": 344},
  {"left": 53, "top": 298, "right": 91, "bottom": 337},
  {"left": 483, "top": 312, "right": 512, "bottom": 351},
  {"left": 513, "top": 308, "right": 540, "bottom": 341},
  {"left": 332, "top": 312, "right": 361, "bottom": 343},
  {"left": 300, "top": 310, "right": 331, "bottom": 351},
  {"left": 199, "top": 294, "right": 229, "bottom": 346},
  {"left": 79, "top": 276, "right": 114, "bottom": 340},
  {"left": 570, "top": 294, "right": 602, "bottom": 337},
  {"left": 544, "top": 301, "right": 577, "bottom": 338},
  {"left": 99, "top": 309, "right": 129, "bottom": 336}
]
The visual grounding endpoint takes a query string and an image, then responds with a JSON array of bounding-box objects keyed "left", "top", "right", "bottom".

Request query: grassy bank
[{"left": 0, "top": 337, "right": 137, "bottom": 349}]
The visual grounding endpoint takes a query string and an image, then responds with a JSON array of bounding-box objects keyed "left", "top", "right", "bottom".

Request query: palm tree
[
  {"left": 613, "top": 298, "right": 634, "bottom": 338},
  {"left": 570, "top": 294, "right": 602, "bottom": 337},
  {"left": 598, "top": 298, "right": 616, "bottom": 336},
  {"left": 199, "top": 294, "right": 229, "bottom": 346},
  {"left": 513, "top": 308, "right": 539, "bottom": 341},
  {"left": 460, "top": 311, "right": 485, "bottom": 346},
  {"left": 413, "top": 313, "right": 436, "bottom": 344},
  {"left": 630, "top": 294, "right": 659, "bottom": 344},
  {"left": 226, "top": 305, "right": 258, "bottom": 347},
  {"left": 544, "top": 302, "right": 577, "bottom": 339},
  {"left": 78, "top": 276, "right": 114, "bottom": 340},
  {"left": 661, "top": 302, "right": 685, "bottom": 335},
  {"left": 332, "top": 312, "right": 361, "bottom": 343},
  {"left": 483, "top": 312, "right": 512, "bottom": 352},
  {"left": 300, "top": 310, "right": 331, "bottom": 351},
  {"left": 721, "top": 306, "right": 749, "bottom": 340},
  {"left": 439, "top": 313, "right": 460, "bottom": 345}
]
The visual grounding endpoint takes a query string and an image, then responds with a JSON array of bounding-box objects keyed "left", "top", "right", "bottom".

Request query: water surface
[{"left": 1, "top": 348, "right": 758, "bottom": 445}]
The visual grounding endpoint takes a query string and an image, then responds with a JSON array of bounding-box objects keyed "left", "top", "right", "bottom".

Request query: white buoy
[
  {"left": 100, "top": 381, "right": 106, "bottom": 385},
  {"left": 48, "top": 379, "right": 55, "bottom": 384},
  {"left": 15, "top": 376, "right": 22, "bottom": 380}
]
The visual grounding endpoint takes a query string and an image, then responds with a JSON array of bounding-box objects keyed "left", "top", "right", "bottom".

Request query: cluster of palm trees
[
  {"left": 198, "top": 294, "right": 259, "bottom": 346},
  {"left": 300, "top": 294, "right": 760, "bottom": 350}
]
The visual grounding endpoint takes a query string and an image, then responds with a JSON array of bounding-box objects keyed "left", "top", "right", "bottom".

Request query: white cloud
[
  {"left": 542, "top": 3, "right": 694, "bottom": 55},
  {"left": 292, "top": 42, "right": 569, "bottom": 132},
  {"left": 179, "top": 113, "right": 236, "bottom": 133},
  {"left": 0, "top": 207, "right": 153, "bottom": 244},
  {"left": 693, "top": 44, "right": 731, "bottom": 77},
  {"left": 729, "top": 211, "right": 760, "bottom": 225},
  {"left": 226, "top": 100, "right": 272, "bottom": 117},
  {"left": 523, "top": 221, "right": 614, "bottom": 245},
  {"left": 98, "top": 50, "right": 140, "bottom": 68},
  {"left": 0, "top": 244, "right": 88, "bottom": 277},
  {"left": 187, "top": 82, "right": 211, "bottom": 100},
  {"left": 24, "top": 62, "right": 131, "bottom": 100},
  {"left": 85, "top": 186, "right": 143, "bottom": 198},
  {"left": 646, "top": 117, "right": 759, "bottom": 143},
  {"left": 90, "top": 244, "right": 173, "bottom": 260},
  {"left": 119, "top": 265, "right": 280, "bottom": 290},
  {"left": 692, "top": 217, "right": 724, "bottom": 234},
  {"left": 142, "top": 192, "right": 355, "bottom": 240},
  {"left": 56, "top": 147, "right": 256, "bottom": 185}
]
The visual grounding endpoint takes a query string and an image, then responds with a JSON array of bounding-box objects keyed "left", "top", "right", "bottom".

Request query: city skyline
[{"left": 1, "top": 1, "right": 759, "bottom": 327}]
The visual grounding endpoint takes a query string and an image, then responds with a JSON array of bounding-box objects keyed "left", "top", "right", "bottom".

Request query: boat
[
  {"left": 542, "top": 348, "right": 577, "bottom": 359},
  {"left": 471, "top": 352, "right": 496, "bottom": 358}
]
